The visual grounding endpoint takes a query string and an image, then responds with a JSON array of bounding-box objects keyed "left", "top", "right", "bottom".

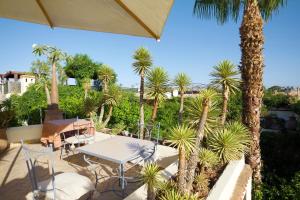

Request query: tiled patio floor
[{"left": 0, "top": 133, "right": 177, "bottom": 200}]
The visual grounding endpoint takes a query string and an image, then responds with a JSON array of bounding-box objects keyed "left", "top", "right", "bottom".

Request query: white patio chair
[{"left": 21, "top": 141, "right": 95, "bottom": 200}]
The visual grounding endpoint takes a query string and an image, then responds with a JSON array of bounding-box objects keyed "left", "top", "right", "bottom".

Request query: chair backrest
[{"left": 21, "top": 141, "right": 55, "bottom": 193}]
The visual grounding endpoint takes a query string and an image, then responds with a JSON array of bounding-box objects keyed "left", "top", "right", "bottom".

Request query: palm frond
[
  {"left": 198, "top": 147, "right": 220, "bottom": 169},
  {"left": 210, "top": 60, "right": 240, "bottom": 94},
  {"left": 207, "top": 126, "right": 250, "bottom": 164},
  {"left": 185, "top": 90, "right": 221, "bottom": 134},
  {"left": 193, "top": 0, "right": 286, "bottom": 23},
  {"left": 146, "top": 67, "right": 169, "bottom": 101},
  {"left": 132, "top": 47, "right": 153, "bottom": 75},
  {"left": 141, "top": 163, "right": 161, "bottom": 189},
  {"left": 174, "top": 73, "right": 191, "bottom": 93},
  {"left": 166, "top": 124, "right": 196, "bottom": 154}
]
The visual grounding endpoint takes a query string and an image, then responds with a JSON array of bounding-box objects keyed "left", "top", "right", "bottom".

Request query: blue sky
[{"left": 0, "top": 1, "right": 299, "bottom": 87}]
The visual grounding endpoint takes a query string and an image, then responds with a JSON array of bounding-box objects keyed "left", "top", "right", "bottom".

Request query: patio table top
[{"left": 77, "top": 135, "right": 155, "bottom": 164}]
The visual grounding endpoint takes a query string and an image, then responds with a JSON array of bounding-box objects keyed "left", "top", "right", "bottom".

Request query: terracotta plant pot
[{"left": 0, "top": 128, "right": 9, "bottom": 154}]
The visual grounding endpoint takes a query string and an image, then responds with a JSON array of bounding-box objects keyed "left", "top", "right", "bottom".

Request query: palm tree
[
  {"left": 193, "top": 0, "right": 286, "bottom": 183},
  {"left": 185, "top": 88, "right": 218, "bottom": 193},
  {"left": 132, "top": 47, "right": 152, "bottom": 139},
  {"left": 174, "top": 73, "right": 191, "bottom": 124},
  {"left": 102, "top": 85, "right": 122, "bottom": 127},
  {"left": 146, "top": 67, "right": 169, "bottom": 121},
  {"left": 32, "top": 44, "right": 67, "bottom": 111},
  {"left": 98, "top": 65, "right": 115, "bottom": 122},
  {"left": 141, "top": 163, "right": 161, "bottom": 200},
  {"left": 166, "top": 125, "right": 196, "bottom": 193},
  {"left": 31, "top": 60, "right": 51, "bottom": 105},
  {"left": 207, "top": 122, "right": 250, "bottom": 164},
  {"left": 210, "top": 60, "right": 240, "bottom": 125}
]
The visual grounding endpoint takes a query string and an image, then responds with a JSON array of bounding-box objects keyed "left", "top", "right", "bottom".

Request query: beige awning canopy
[{"left": 0, "top": 0, "right": 174, "bottom": 40}]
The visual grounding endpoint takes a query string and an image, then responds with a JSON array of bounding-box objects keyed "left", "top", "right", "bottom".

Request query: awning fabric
[{"left": 0, "top": 0, "right": 174, "bottom": 39}]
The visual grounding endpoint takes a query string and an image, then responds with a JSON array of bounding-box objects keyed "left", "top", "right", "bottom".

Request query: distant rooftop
[{"left": 0, "top": 71, "right": 33, "bottom": 79}]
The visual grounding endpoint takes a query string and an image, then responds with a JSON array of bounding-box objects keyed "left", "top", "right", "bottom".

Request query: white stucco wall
[
  {"left": 207, "top": 156, "right": 246, "bottom": 200},
  {"left": 6, "top": 124, "right": 42, "bottom": 143}
]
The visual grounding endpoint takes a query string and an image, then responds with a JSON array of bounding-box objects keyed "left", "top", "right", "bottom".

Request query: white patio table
[{"left": 77, "top": 135, "right": 155, "bottom": 193}]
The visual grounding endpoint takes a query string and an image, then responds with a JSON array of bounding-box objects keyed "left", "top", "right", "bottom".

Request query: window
[{"left": 26, "top": 78, "right": 27, "bottom": 82}]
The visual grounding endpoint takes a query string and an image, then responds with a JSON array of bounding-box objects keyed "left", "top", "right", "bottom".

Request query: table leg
[{"left": 119, "top": 164, "right": 125, "bottom": 196}]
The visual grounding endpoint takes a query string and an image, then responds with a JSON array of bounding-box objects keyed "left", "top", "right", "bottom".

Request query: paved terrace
[{"left": 0, "top": 133, "right": 178, "bottom": 200}]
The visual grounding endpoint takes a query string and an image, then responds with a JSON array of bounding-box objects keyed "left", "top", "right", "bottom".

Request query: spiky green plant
[
  {"left": 185, "top": 94, "right": 220, "bottom": 134},
  {"left": 141, "top": 163, "right": 161, "bottom": 200},
  {"left": 159, "top": 189, "right": 198, "bottom": 200},
  {"left": 195, "top": 173, "right": 209, "bottom": 197},
  {"left": 174, "top": 73, "right": 191, "bottom": 124},
  {"left": 207, "top": 126, "right": 250, "bottom": 164},
  {"left": 167, "top": 125, "right": 196, "bottom": 193},
  {"left": 98, "top": 65, "right": 115, "bottom": 122},
  {"left": 146, "top": 67, "right": 169, "bottom": 121},
  {"left": 210, "top": 60, "right": 240, "bottom": 125},
  {"left": 185, "top": 88, "right": 220, "bottom": 193},
  {"left": 198, "top": 148, "right": 219, "bottom": 170},
  {"left": 132, "top": 47, "right": 153, "bottom": 139}
]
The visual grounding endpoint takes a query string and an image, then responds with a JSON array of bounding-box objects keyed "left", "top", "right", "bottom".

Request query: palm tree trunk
[
  {"left": 139, "top": 72, "right": 145, "bottom": 139},
  {"left": 240, "top": 0, "right": 264, "bottom": 184},
  {"left": 178, "top": 147, "right": 186, "bottom": 193},
  {"left": 178, "top": 91, "right": 184, "bottom": 124},
  {"left": 147, "top": 185, "right": 155, "bottom": 200},
  {"left": 185, "top": 99, "right": 210, "bottom": 193},
  {"left": 45, "top": 84, "right": 51, "bottom": 105},
  {"left": 50, "top": 60, "right": 59, "bottom": 108},
  {"left": 221, "top": 86, "right": 229, "bottom": 125},
  {"left": 103, "top": 105, "right": 113, "bottom": 127},
  {"left": 99, "top": 82, "right": 107, "bottom": 123},
  {"left": 151, "top": 96, "right": 159, "bottom": 121}
]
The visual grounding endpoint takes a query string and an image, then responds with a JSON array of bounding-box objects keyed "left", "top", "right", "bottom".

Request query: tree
[
  {"left": 101, "top": 85, "right": 122, "bottom": 127},
  {"left": 146, "top": 67, "right": 169, "bottom": 122},
  {"left": 132, "top": 47, "right": 153, "bottom": 139},
  {"left": 174, "top": 73, "right": 191, "bottom": 124},
  {"left": 98, "top": 65, "right": 116, "bottom": 122},
  {"left": 32, "top": 44, "right": 67, "bottom": 112},
  {"left": 167, "top": 125, "right": 196, "bottom": 193},
  {"left": 185, "top": 88, "right": 218, "bottom": 193},
  {"left": 65, "top": 54, "right": 100, "bottom": 99},
  {"left": 141, "top": 163, "right": 161, "bottom": 200},
  {"left": 31, "top": 60, "right": 51, "bottom": 105},
  {"left": 210, "top": 60, "right": 240, "bottom": 125},
  {"left": 193, "top": 0, "right": 286, "bottom": 183}
]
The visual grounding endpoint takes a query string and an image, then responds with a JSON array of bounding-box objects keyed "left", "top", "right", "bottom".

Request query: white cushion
[{"left": 37, "top": 172, "right": 94, "bottom": 200}]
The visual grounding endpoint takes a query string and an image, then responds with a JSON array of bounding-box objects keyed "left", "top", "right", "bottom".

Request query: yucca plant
[
  {"left": 141, "top": 163, "right": 161, "bottom": 200},
  {"left": 174, "top": 73, "right": 191, "bottom": 124},
  {"left": 210, "top": 60, "right": 240, "bottom": 125},
  {"left": 185, "top": 89, "right": 219, "bottom": 193},
  {"left": 207, "top": 125, "right": 250, "bottom": 164},
  {"left": 167, "top": 125, "right": 196, "bottom": 193},
  {"left": 98, "top": 65, "right": 115, "bottom": 122},
  {"left": 198, "top": 148, "right": 219, "bottom": 172},
  {"left": 195, "top": 173, "right": 209, "bottom": 197},
  {"left": 159, "top": 189, "right": 198, "bottom": 200},
  {"left": 132, "top": 47, "right": 153, "bottom": 139},
  {"left": 185, "top": 95, "right": 220, "bottom": 134},
  {"left": 146, "top": 67, "right": 169, "bottom": 121}
]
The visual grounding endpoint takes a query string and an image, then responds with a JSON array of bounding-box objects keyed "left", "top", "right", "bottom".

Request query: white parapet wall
[
  {"left": 206, "top": 156, "right": 247, "bottom": 200},
  {"left": 6, "top": 124, "right": 43, "bottom": 143}
]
